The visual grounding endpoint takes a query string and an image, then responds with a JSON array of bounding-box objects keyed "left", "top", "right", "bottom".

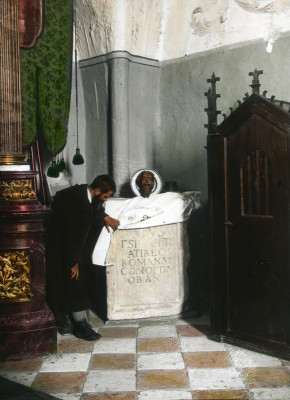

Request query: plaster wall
[
  {"left": 75, "top": 0, "right": 290, "bottom": 62},
  {"left": 127, "top": 59, "right": 160, "bottom": 183},
  {"left": 79, "top": 60, "right": 109, "bottom": 184},
  {"left": 64, "top": 0, "right": 290, "bottom": 194},
  {"left": 65, "top": 59, "right": 86, "bottom": 186},
  {"left": 158, "top": 34, "right": 290, "bottom": 199}
]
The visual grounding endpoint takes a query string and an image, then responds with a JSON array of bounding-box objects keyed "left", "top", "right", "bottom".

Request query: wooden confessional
[{"left": 205, "top": 69, "right": 290, "bottom": 359}]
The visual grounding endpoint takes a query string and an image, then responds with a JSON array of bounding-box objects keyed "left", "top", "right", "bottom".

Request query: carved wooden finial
[
  {"left": 263, "top": 90, "right": 267, "bottom": 97},
  {"left": 243, "top": 92, "right": 249, "bottom": 101},
  {"left": 204, "top": 72, "right": 221, "bottom": 134},
  {"left": 249, "top": 68, "right": 263, "bottom": 94},
  {"left": 207, "top": 72, "right": 220, "bottom": 85},
  {"left": 270, "top": 95, "right": 275, "bottom": 102}
]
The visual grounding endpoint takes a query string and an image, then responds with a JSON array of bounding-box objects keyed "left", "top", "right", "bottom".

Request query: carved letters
[
  {"left": 117, "top": 225, "right": 177, "bottom": 285},
  {"left": 107, "top": 223, "right": 189, "bottom": 319}
]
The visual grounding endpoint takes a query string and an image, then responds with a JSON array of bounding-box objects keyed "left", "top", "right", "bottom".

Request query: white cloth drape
[{"left": 92, "top": 191, "right": 201, "bottom": 266}]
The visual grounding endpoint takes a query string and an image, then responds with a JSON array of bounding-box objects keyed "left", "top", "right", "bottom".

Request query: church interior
[{"left": 1, "top": 0, "right": 290, "bottom": 399}]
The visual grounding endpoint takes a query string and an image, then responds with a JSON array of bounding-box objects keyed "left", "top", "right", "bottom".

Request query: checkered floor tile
[{"left": 1, "top": 313, "right": 290, "bottom": 400}]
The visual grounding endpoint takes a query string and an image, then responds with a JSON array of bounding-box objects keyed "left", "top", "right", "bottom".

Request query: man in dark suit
[{"left": 45, "top": 175, "right": 119, "bottom": 341}]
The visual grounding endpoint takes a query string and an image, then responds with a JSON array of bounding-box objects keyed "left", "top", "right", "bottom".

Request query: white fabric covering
[{"left": 92, "top": 191, "right": 201, "bottom": 266}]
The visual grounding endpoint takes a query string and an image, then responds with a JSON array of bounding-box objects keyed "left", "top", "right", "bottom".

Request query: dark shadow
[
  {"left": 178, "top": 320, "right": 211, "bottom": 337},
  {"left": 89, "top": 264, "right": 108, "bottom": 322},
  {"left": 186, "top": 201, "right": 211, "bottom": 317},
  {"left": 119, "top": 181, "right": 134, "bottom": 198},
  {"left": 0, "top": 376, "right": 60, "bottom": 400}
]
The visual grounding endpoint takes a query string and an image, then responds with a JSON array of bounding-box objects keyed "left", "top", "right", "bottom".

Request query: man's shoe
[
  {"left": 56, "top": 319, "right": 73, "bottom": 335},
  {"left": 73, "top": 320, "right": 102, "bottom": 341}
]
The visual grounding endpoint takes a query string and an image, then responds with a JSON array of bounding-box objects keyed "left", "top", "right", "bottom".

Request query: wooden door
[{"left": 221, "top": 110, "right": 290, "bottom": 356}]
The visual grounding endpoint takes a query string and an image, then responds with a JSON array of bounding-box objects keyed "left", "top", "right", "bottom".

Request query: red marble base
[
  {"left": 0, "top": 306, "right": 56, "bottom": 360},
  {"left": 0, "top": 170, "right": 57, "bottom": 360}
]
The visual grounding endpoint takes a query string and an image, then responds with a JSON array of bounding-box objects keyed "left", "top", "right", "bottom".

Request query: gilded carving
[
  {"left": 0, "top": 179, "right": 36, "bottom": 201},
  {"left": 0, "top": 250, "right": 33, "bottom": 302}
]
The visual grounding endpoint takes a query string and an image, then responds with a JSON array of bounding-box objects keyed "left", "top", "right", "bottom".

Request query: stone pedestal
[
  {"left": 106, "top": 222, "right": 189, "bottom": 320},
  {"left": 0, "top": 171, "right": 56, "bottom": 360},
  {"left": 0, "top": 1, "right": 56, "bottom": 360}
]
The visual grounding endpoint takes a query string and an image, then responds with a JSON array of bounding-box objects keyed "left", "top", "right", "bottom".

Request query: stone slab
[
  {"left": 250, "top": 387, "right": 290, "bottom": 399},
  {"left": 83, "top": 370, "right": 136, "bottom": 393},
  {"left": 188, "top": 368, "right": 245, "bottom": 391},
  {"left": 40, "top": 353, "right": 91, "bottom": 373},
  {"left": 137, "top": 352, "right": 185, "bottom": 370},
  {"left": 226, "top": 345, "right": 283, "bottom": 368},
  {"left": 137, "top": 370, "right": 189, "bottom": 390},
  {"left": 242, "top": 367, "right": 290, "bottom": 388},
  {"left": 138, "top": 325, "right": 177, "bottom": 338},
  {"left": 32, "top": 372, "right": 86, "bottom": 393},
  {"left": 90, "top": 354, "right": 136, "bottom": 370},
  {"left": 106, "top": 223, "right": 189, "bottom": 319},
  {"left": 92, "top": 338, "right": 136, "bottom": 354},
  {"left": 138, "top": 390, "right": 192, "bottom": 399},
  {"left": 180, "top": 336, "right": 226, "bottom": 353}
]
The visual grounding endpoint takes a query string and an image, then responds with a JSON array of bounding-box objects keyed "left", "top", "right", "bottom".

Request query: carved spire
[
  {"left": 204, "top": 73, "right": 221, "bottom": 134},
  {"left": 249, "top": 68, "right": 263, "bottom": 94}
]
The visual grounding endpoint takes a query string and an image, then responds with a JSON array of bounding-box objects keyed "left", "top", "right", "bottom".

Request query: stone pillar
[
  {"left": 0, "top": 0, "right": 56, "bottom": 360},
  {"left": 109, "top": 57, "right": 130, "bottom": 196}
]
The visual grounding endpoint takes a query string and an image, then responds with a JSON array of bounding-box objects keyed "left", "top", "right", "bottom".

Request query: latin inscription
[
  {"left": 106, "top": 222, "right": 188, "bottom": 319},
  {"left": 116, "top": 225, "right": 178, "bottom": 285}
]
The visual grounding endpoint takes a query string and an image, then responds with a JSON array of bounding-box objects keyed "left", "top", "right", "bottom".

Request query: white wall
[
  {"left": 75, "top": 0, "right": 290, "bottom": 61},
  {"left": 61, "top": 0, "right": 290, "bottom": 194}
]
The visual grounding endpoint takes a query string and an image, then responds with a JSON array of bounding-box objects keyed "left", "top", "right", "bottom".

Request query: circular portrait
[{"left": 131, "top": 169, "right": 163, "bottom": 197}]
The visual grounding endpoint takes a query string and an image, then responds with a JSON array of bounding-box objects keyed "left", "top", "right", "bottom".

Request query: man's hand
[
  {"left": 71, "top": 264, "right": 79, "bottom": 280},
  {"left": 104, "top": 216, "right": 120, "bottom": 231}
]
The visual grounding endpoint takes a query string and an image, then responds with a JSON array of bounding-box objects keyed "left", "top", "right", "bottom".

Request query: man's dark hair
[
  {"left": 90, "top": 175, "right": 116, "bottom": 193},
  {"left": 136, "top": 170, "right": 154, "bottom": 188}
]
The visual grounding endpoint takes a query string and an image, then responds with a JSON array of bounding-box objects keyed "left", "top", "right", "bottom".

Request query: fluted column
[{"left": 0, "top": 0, "right": 26, "bottom": 165}]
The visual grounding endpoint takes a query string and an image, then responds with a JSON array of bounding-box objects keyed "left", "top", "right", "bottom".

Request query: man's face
[
  {"left": 138, "top": 172, "right": 154, "bottom": 198},
  {"left": 92, "top": 189, "right": 113, "bottom": 204}
]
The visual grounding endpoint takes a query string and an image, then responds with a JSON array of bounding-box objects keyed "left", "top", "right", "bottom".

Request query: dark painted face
[{"left": 137, "top": 172, "right": 154, "bottom": 198}]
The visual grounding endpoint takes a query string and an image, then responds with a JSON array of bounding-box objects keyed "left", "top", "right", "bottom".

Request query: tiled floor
[{"left": 1, "top": 313, "right": 290, "bottom": 399}]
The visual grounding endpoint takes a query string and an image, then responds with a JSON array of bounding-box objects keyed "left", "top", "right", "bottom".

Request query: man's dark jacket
[{"left": 45, "top": 184, "right": 106, "bottom": 322}]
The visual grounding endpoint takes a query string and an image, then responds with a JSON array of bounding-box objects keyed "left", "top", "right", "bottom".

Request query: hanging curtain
[{"left": 21, "top": 0, "right": 73, "bottom": 156}]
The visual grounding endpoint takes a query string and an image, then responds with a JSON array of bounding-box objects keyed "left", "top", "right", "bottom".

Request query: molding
[{"left": 79, "top": 50, "right": 160, "bottom": 69}]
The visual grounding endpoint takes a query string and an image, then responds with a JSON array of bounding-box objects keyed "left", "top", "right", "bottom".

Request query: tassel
[
  {"left": 72, "top": 147, "right": 84, "bottom": 165},
  {"left": 72, "top": 9, "right": 85, "bottom": 166},
  {"left": 57, "top": 157, "right": 66, "bottom": 172},
  {"left": 47, "top": 160, "right": 59, "bottom": 178}
]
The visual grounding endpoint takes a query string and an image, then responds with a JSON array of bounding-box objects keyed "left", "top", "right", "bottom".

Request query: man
[
  {"left": 45, "top": 175, "right": 119, "bottom": 341},
  {"left": 135, "top": 170, "right": 155, "bottom": 198}
]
